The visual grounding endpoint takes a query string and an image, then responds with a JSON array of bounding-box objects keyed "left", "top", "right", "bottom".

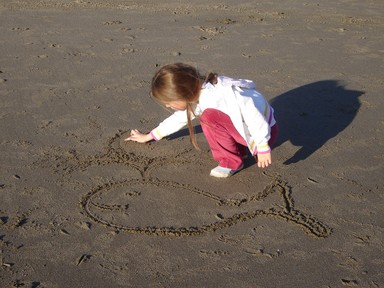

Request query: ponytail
[
  {"left": 187, "top": 71, "right": 218, "bottom": 150},
  {"left": 205, "top": 72, "right": 218, "bottom": 85},
  {"left": 187, "top": 103, "right": 199, "bottom": 149}
]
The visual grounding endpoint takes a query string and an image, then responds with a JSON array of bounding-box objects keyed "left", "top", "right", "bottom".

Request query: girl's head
[
  {"left": 151, "top": 63, "right": 202, "bottom": 106},
  {"left": 150, "top": 63, "right": 217, "bottom": 149}
]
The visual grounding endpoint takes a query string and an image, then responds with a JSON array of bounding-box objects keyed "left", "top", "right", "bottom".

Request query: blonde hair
[{"left": 151, "top": 63, "right": 217, "bottom": 149}]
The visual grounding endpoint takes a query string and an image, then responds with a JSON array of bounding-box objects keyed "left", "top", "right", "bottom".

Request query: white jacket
[{"left": 150, "top": 76, "right": 276, "bottom": 155}]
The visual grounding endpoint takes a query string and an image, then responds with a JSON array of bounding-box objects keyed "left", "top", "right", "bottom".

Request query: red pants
[{"left": 200, "top": 108, "right": 278, "bottom": 169}]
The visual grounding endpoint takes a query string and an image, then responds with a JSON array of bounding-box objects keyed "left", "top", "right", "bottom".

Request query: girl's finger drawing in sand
[{"left": 125, "top": 63, "right": 278, "bottom": 178}]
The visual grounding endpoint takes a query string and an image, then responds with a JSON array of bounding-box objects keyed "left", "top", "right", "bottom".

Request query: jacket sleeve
[
  {"left": 150, "top": 110, "right": 192, "bottom": 140},
  {"left": 235, "top": 87, "right": 272, "bottom": 155}
]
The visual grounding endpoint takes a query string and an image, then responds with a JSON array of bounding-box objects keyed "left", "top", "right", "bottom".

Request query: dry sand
[{"left": 1, "top": 1, "right": 383, "bottom": 287}]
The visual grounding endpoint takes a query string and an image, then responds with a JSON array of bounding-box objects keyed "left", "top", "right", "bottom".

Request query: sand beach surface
[{"left": 1, "top": 0, "right": 383, "bottom": 287}]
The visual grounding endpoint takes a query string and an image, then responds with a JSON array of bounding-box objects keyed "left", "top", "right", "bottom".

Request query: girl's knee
[
  {"left": 201, "top": 108, "right": 218, "bottom": 123},
  {"left": 201, "top": 109, "right": 230, "bottom": 125}
]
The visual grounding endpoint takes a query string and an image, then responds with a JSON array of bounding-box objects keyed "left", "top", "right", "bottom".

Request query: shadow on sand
[{"left": 270, "top": 80, "right": 363, "bottom": 164}]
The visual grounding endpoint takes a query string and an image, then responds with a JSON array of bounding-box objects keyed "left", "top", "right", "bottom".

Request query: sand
[{"left": 1, "top": 1, "right": 383, "bottom": 287}]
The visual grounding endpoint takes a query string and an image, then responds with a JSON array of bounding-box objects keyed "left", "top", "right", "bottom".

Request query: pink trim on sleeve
[
  {"left": 150, "top": 130, "right": 161, "bottom": 141},
  {"left": 253, "top": 144, "right": 271, "bottom": 155}
]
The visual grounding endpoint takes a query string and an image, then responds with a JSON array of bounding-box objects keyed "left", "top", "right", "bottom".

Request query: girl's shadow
[{"left": 270, "top": 80, "right": 363, "bottom": 164}]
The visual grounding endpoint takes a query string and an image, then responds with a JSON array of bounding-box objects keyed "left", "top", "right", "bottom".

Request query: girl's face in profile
[{"left": 164, "top": 100, "right": 188, "bottom": 111}]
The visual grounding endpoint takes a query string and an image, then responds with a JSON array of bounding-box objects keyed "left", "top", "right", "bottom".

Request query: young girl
[{"left": 125, "top": 63, "right": 278, "bottom": 178}]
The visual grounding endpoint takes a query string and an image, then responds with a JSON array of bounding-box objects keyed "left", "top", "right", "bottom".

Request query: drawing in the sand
[{"left": 49, "top": 132, "right": 332, "bottom": 238}]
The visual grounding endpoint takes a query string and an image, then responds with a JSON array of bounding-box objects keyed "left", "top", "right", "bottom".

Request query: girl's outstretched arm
[{"left": 124, "top": 129, "right": 153, "bottom": 143}]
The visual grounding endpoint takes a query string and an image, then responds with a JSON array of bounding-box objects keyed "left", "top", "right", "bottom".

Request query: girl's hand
[
  {"left": 124, "top": 129, "right": 153, "bottom": 143},
  {"left": 256, "top": 152, "right": 272, "bottom": 168}
]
